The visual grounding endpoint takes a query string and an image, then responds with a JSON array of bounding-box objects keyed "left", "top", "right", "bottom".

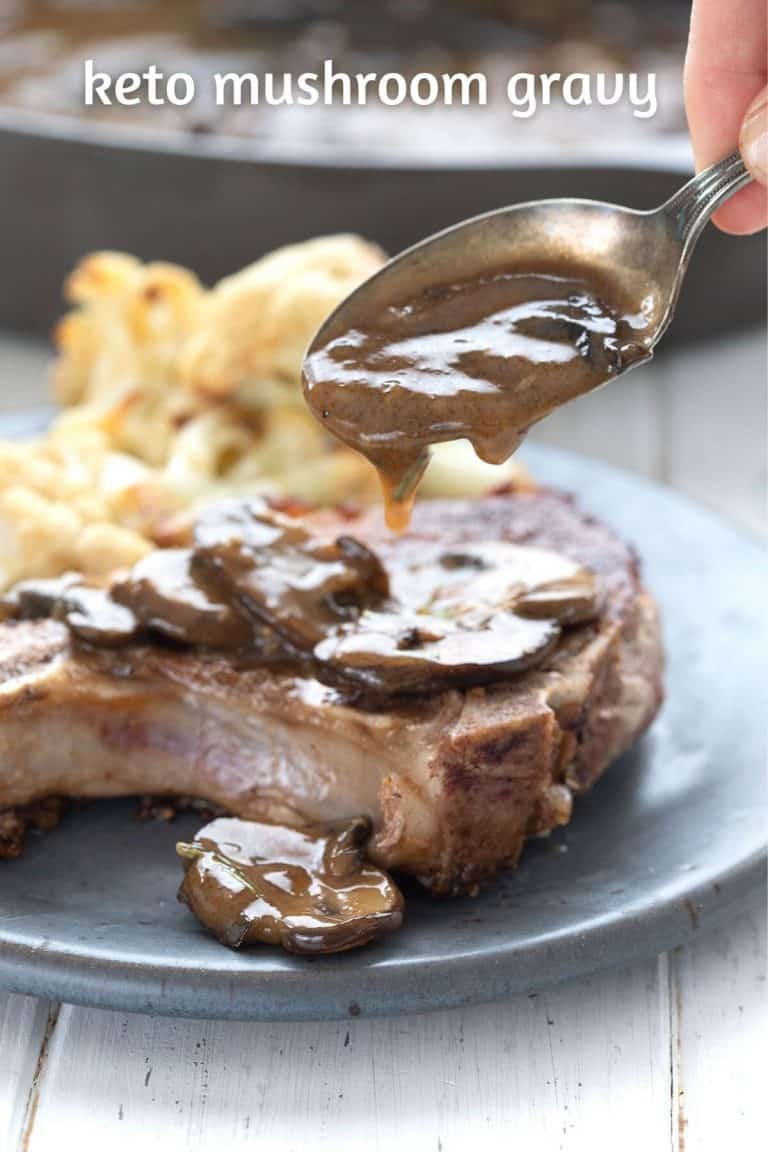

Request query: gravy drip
[{"left": 303, "top": 269, "right": 655, "bottom": 529}]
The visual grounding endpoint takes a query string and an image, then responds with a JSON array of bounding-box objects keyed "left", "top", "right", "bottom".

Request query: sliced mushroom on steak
[
  {"left": 2, "top": 574, "right": 140, "bottom": 646},
  {"left": 111, "top": 548, "right": 249, "bottom": 649},
  {"left": 314, "top": 608, "right": 561, "bottom": 696},
  {"left": 192, "top": 499, "right": 389, "bottom": 652},
  {"left": 312, "top": 541, "right": 601, "bottom": 696}
]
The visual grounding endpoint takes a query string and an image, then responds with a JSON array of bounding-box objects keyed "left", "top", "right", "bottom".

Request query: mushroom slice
[
  {"left": 177, "top": 816, "right": 403, "bottom": 954},
  {"left": 314, "top": 608, "right": 561, "bottom": 697},
  {"left": 312, "top": 541, "right": 601, "bottom": 697},
  {"left": 63, "top": 588, "right": 140, "bottom": 646},
  {"left": 393, "top": 542, "right": 602, "bottom": 627},
  {"left": 512, "top": 571, "right": 600, "bottom": 625},
  {"left": 2, "top": 574, "right": 140, "bottom": 646},
  {"left": 2, "top": 574, "right": 83, "bottom": 620},
  {"left": 111, "top": 548, "right": 248, "bottom": 648},
  {"left": 192, "top": 499, "right": 389, "bottom": 651}
]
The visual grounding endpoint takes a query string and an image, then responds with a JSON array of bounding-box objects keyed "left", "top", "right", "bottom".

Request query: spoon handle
[{"left": 662, "top": 151, "right": 752, "bottom": 251}]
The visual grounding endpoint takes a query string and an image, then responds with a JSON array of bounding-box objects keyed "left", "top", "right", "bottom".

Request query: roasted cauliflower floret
[
  {"left": 0, "top": 235, "right": 527, "bottom": 591},
  {"left": 179, "top": 235, "right": 386, "bottom": 404}
]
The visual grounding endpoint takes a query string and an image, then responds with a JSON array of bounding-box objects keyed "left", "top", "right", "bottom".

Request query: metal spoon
[{"left": 308, "top": 150, "right": 752, "bottom": 364}]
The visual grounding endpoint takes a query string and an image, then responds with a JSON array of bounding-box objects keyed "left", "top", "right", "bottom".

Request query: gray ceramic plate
[{"left": 0, "top": 416, "right": 765, "bottom": 1020}]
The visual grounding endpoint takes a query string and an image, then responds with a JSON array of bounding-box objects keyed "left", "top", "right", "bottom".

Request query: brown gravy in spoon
[{"left": 303, "top": 267, "right": 656, "bottom": 530}]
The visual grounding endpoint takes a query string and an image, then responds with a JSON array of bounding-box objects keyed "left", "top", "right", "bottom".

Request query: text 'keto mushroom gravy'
[{"left": 303, "top": 267, "right": 656, "bottom": 530}]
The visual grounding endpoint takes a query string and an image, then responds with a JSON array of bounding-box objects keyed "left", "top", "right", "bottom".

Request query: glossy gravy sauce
[
  {"left": 303, "top": 267, "right": 656, "bottom": 530},
  {"left": 177, "top": 815, "right": 404, "bottom": 954}
]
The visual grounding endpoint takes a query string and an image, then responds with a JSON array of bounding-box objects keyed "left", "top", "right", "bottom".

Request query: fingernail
[{"left": 740, "top": 87, "right": 768, "bottom": 185}]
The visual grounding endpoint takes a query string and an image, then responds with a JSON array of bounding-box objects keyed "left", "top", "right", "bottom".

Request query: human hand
[{"left": 685, "top": 0, "right": 767, "bottom": 234}]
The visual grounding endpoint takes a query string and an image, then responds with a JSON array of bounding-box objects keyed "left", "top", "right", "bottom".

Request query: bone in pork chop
[{"left": 0, "top": 492, "right": 662, "bottom": 894}]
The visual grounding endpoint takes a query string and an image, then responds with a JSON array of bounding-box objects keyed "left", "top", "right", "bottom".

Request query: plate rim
[
  {"left": 0, "top": 417, "right": 765, "bottom": 1020},
  {"left": 0, "top": 842, "right": 764, "bottom": 1022}
]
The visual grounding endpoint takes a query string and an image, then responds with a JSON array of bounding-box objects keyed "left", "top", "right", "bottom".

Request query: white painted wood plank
[
  {"left": 529, "top": 330, "right": 767, "bottom": 536},
  {"left": 0, "top": 331, "right": 50, "bottom": 411},
  {"left": 655, "top": 332, "right": 767, "bottom": 536},
  {"left": 671, "top": 906, "right": 767, "bottom": 1152},
  {"left": 0, "top": 992, "right": 52, "bottom": 1152},
  {"left": 25, "top": 958, "right": 669, "bottom": 1152},
  {"left": 529, "top": 369, "right": 663, "bottom": 479}
]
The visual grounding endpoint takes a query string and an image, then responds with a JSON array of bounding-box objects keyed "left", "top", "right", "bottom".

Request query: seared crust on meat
[{"left": 0, "top": 493, "right": 663, "bottom": 893}]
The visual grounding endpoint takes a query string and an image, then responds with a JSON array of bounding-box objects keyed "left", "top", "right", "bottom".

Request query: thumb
[{"left": 740, "top": 84, "right": 768, "bottom": 186}]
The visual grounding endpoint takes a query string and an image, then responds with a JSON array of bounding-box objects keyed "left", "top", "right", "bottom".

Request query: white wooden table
[{"left": 1, "top": 330, "right": 765, "bottom": 1151}]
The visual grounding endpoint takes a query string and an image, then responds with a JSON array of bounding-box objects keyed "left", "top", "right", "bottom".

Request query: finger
[
  {"left": 741, "top": 84, "right": 768, "bottom": 184},
  {"left": 684, "top": 0, "right": 768, "bottom": 233}
]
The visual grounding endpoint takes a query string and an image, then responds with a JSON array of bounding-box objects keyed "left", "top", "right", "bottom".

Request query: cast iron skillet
[{"left": 0, "top": 109, "right": 765, "bottom": 341}]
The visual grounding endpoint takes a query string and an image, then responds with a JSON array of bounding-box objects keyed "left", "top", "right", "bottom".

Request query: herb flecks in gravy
[{"left": 177, "top": 815, "right": 403, "bottom": 954}]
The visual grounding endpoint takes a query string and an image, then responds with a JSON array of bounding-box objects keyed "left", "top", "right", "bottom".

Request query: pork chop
[{"left": 0, "top": 491, "right": 663, "bottom": 894}]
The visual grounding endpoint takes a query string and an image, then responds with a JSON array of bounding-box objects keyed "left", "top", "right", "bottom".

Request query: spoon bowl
[
  {"left": 309, "top": 151, "right": 752, "bottom": 359},
  {"left": 303, "top": 152, "right": 753, "bottom": 527}
]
